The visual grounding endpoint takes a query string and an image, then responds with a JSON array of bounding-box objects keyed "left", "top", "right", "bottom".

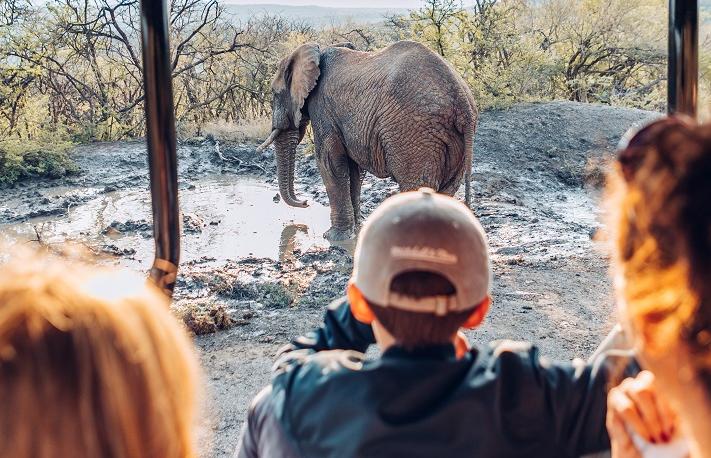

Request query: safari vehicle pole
[
  {"left": 669, "top": 0, "right": 698, "bottom": 117},
  {"left": 140, "top": 0, "right": 180, "bottom": 298}
]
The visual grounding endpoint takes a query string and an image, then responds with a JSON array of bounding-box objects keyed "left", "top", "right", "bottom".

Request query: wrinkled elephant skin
[{"left": 261, "top": 40, "right": 478, "bottom": 241}]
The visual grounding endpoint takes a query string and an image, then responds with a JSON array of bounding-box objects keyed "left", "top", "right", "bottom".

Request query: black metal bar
[
  {"left": 668, "top": 0, "right": 698, "bottom": 117},
  {"left": 140, "top": 0, "right": 180, "bottom": 297}
]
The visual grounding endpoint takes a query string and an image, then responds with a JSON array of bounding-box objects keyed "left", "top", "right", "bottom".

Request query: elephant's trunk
[{"left": 275, "top": 130, "right": 308, "bottom": 208}]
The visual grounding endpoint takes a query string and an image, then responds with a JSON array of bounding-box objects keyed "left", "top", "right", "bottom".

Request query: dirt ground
[{"left": 0, "top": 101, "right": 658, "bottom": 457}]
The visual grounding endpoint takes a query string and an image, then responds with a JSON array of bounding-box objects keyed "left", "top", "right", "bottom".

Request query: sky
[{"left": 223, "top": 0, "right": 423, "bottom": 7}]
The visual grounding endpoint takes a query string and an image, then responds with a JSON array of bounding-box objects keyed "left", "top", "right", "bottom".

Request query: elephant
[{"left": 257, "top": 40, "right": 478, "bottom": 241}]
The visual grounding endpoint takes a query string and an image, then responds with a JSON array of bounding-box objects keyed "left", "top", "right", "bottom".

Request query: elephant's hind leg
[
  {"left": 438, "top": 168, "right": 465, "bottom": 197},
  {"left": 392, "top": 141, "right": 464, "bottom": 199},
  {"left": 395, "top": 164, "right": 442, "bottom": 195},
  {"left": 388, "top": 139, "right": 447, "bottom": 194},
  {"left": 348, "top": 159, "right": 365, "bottom": 228}
]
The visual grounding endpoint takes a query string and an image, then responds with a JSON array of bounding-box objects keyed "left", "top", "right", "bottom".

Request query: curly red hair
[{"left": 607, "top": 116, "right": 711, "bottom": 391}]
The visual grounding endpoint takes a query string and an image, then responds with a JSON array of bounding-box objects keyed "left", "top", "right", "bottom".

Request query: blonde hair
[
  {"left": 607, "top": 118, "right": 711, "bottom": 389},
  {"left": 0, "top": 255, "right": 199, "bottom": 458}
]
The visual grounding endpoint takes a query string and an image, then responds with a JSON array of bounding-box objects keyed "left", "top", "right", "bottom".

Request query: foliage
[
  {"left": 533, "top": 0, "right": 667, "bottom": 108},
  {"left": 0, "top": 0, "right": 700, "bottom": 168},
  {"left": 0, "top": 0, "right": 299, "bottom": 143},
  {"left": 395, "top": 0, "right": 667, "bottom": 109},
  {"left": 0, "top": 138, "right": 77, "bottom": 185}
]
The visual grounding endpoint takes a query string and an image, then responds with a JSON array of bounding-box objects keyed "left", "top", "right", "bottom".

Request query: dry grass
[
  {"left": 584, "top": 154, "right": 613, "bottom": 189},
  {"left": 178, "top": 300, "right": 239, "bottom": 335},
  {"left": 201, "top": 118, "right": 272, "bottom": 143},
  {"left": 303, "top": 125, "right": 315, "bottom": 155}
]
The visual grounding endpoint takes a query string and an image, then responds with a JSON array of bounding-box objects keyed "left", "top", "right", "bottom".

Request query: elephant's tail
[{"left": 464, "top": 123, "right": 474, "bottom": 209}]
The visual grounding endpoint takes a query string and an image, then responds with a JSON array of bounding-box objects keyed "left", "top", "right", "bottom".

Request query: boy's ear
[
  {"left": 462, "top": 296, "right": 491, "bottom": 329},
  {"left": 348, "top": 282, "right": 375, "bottom": 324}
]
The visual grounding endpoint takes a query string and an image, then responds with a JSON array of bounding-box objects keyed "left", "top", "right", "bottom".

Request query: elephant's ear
[
  {"left": 273, "top": 43, "right": 321, "bottom": 127},
  {"left": 290, "top": 43, "right": 321, "bottom": 126}
]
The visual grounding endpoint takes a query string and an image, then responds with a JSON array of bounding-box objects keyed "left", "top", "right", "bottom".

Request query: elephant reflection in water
[
  {"left": 278, "top": 224, "right": 356, "bottom": 262},
  {"left": 278, "top": 224, "right": 309, "bottom": 263},
  {"left": 258, "top": 41, "right": 478, "bottom": 242}
]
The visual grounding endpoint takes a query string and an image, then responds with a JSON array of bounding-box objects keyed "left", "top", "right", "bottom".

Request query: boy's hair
[
  {"left": 0, "top": 254, "right": 199, "bottom": 458},
  {"left": 368, "top": 270, "right": 474, "bottom": 349}
]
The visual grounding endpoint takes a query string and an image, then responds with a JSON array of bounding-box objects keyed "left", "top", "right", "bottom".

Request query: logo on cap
[{"left": 390, "top": 246, "right": 458, "bottom": 265}]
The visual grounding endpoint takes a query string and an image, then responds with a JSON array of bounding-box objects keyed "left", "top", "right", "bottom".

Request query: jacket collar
[{"left": 382, "top": 344, "right": 457, "bottom": 360}]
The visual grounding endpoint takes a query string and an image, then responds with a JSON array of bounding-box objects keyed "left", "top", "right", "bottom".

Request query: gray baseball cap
[{"left": 352, "top": 188, "right": 490, "bottom": 315}]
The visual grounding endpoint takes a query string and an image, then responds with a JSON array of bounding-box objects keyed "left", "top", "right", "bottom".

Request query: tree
[
  {"left": 0, "top": 0, "right": 678, "bottom": 146},
  {"left": 533, "top": 0, "right": 666, "bottom": 107},
  {"left": 409, "top": 0, "right": 464, "bottom": 58},
  {"left": 1, "top": 0, "right": 284, "bottom": 140}
]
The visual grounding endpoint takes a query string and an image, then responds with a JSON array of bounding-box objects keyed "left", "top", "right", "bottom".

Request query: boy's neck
[
  {"left": 372, "top": 320, "right": 458, "bottom": 353},
  {"left": 372, "top": 320, "right": 396, "bottom": 351}
]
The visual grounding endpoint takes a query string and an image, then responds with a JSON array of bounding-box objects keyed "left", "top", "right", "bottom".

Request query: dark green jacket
[{"left": 237, "top": 297, "right": 636, "bottom": 458}]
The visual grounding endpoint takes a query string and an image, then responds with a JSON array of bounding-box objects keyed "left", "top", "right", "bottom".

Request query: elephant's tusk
[{"left": 256, "top": 129, "right": 281, "bottom": 152}]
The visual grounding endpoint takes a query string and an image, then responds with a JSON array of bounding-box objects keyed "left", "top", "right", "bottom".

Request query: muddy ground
[{"left": 0, "top": 101, "right": 658, "bottom": 456}]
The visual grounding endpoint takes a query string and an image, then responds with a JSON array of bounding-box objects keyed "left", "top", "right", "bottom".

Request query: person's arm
[
  {"left": 545, "top": 340, "right": 639, "bottom": 455},
  {"left": 277, "top": 296, "right": 375, "bottom": 356},
  {"left": 235, "top": 388, "right": 269, "bottom": 458},
  {"left": 486, "top": 337, "right": 638, "bottom": 456},
  {"left": 554, "top": 349, "right": 639, "bottom": 455},
  {"left": 235, "top": 386, "right": 300, "bottom": 458}
]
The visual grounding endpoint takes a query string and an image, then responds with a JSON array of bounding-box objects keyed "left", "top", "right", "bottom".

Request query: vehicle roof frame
[{"left": 137, "top": 0, "right": 701, "bottom": 300}]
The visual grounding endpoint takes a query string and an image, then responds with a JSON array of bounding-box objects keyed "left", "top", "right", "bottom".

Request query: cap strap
[{"left": 387, "top": 292, "right": 459, "bottom": 316}]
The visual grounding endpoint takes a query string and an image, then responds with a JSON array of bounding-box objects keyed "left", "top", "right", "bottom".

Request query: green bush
[{"left": 0, "top": 140, "right": 78, "bottom": 186}]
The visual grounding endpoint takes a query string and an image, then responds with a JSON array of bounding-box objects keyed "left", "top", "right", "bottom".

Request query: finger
[
  {"left": 609, "top": 385, "right": 653, "bottom": 442},
  {"left": 656, "top": 399, "right": 676, "bottom": 440},
  {"left": 626, "top": 376, "right": 664, "bottom": 442},
  {"left": 607, "top": 409, "right": 643, "bottom": 458},
  {"left": 636, "top": 371, "right": 676, "bottom": 441},
  {"left": 652, "top": 384, "right": 677, "bottom": 440}
]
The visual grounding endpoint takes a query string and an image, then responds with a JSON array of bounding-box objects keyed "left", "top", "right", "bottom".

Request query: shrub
[{"left": 0, "top": 139, "right": 77, "bottom": 186}]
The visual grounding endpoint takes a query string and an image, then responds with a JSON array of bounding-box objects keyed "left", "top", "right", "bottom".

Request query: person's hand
[
  {"left": 607, "top": 371, "right": 677, "bottom": 457},
  {"left": 454, "top": 331, "right": 470, "bottom": 359}
]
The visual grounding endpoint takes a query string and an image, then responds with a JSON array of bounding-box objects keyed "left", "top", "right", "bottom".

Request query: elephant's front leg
[{"left": 317, "top": 137, "right": 355, "bottom": 241}]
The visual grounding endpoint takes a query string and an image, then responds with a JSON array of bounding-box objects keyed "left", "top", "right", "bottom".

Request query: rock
[
  {"left": 103, "top": 226, "right": 122, "bottom": 236},
  {"left": 183, "top": 136, "right": 207, "bottom": 146},
  {"left": 183, "top": 213, "right": 206, "bottom": 233},
  {"left": 273, "top": 193, "right": 280, "bottom": 203},
  {"left": 100, "top": 244, "right": 136, "bottom": 257},
  {"left": 102, "top": 220, "right": 152, "bottom": 236},
  {"left": 497, "top": 246, "right": 525, "bottom": 256}
]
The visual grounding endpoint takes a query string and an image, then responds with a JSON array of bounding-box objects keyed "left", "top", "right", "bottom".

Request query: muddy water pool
[{"left": 1, "top": 176, "right": 342, "bottom": 266}]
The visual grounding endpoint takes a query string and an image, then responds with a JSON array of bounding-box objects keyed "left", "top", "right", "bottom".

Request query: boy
[{"left": 237, "top": 189, "right": 646, "bottom": 457}]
